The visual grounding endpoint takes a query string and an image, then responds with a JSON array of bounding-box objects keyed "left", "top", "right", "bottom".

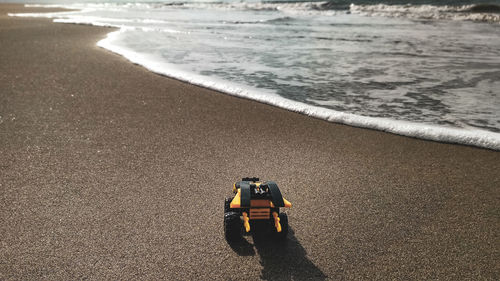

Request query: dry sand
[{"left": 1, "top": 4, "right": 499, "bottom": 280}]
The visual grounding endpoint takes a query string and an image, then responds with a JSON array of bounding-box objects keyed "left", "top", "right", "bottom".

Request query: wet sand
[{"left": 1, "top": 4, "right": 499, "bottom": 280}]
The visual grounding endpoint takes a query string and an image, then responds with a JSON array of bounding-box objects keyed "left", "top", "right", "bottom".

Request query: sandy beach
[{"left": 1, "top": 4, "right": 499, "bottom": 280}]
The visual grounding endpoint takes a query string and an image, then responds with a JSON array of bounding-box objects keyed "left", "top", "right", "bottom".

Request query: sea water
[{"left": 9, "top": 0, "right": 500, "bottom": 150}]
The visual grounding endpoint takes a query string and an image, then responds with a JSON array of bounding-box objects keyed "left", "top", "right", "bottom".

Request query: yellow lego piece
[
  {"left": 272, "top": 212, "right": 282, "bottom": 232},
  {"left": 242, "top": 212, "right": 250, "bottom": 232}
]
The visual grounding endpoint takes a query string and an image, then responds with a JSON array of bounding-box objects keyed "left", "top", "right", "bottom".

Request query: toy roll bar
[
  {"left": 266, "top": 181, "right": 285, "bottom": 207},
  {"left": 240, "top": 181, "right": 251, "bottom": 208}
]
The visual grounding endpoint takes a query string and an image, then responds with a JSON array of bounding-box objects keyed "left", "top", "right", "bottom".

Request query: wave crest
[{"left": 349, "top": 3, "right": 500, "bottom": 23}]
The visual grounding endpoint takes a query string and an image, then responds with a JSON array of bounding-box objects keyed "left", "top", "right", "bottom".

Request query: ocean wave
[
  {"left": 23, "top": 2, "right": 500, "bottom": 23},
  {"left": 266, "top": 16, "right": 295, "bottom": 23},
  {"left": 350, "top": 3, "right": 500, "bottom": 23},
  {"left": 465, "top": 3, "right": 500, "bottom": 13},
  {"left": 177, "top": 1, "right": 500, "bottom": 24},
  {"left": 221, "top": 16, "right": 295, "bottom": 25},
  {"left": 182, "top": 1, "right": 333, "bottom": 12},
  {"left": 190, "top": 1, "right": 500, "bottom": 23}
]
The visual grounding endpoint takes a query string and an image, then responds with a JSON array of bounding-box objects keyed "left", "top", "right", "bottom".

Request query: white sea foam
[
  {"left": 7, "top": 11, "right": 78, "bottom": 18},
  {"left": 24, "top": 4, "right": 65, "bottom": 8}
]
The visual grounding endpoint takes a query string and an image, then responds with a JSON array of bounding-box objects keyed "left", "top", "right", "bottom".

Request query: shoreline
[
  {"left": 98, "top": 28, "right": 500, "bottom": 151},
  {"left": 1, "top": 3, "right": 499, "bottom": 280},
  {"left": 7, "top": 3, "right": 500, "bottom": 151}
]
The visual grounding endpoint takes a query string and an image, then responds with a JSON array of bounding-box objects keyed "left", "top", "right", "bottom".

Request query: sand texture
[{"left": 1, "top": 4, "right": 499, "bottom": 280}]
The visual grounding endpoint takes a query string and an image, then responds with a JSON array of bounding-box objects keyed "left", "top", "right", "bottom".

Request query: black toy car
[{"left": 224, "top": 177, "right": 292, "bottom": 241}]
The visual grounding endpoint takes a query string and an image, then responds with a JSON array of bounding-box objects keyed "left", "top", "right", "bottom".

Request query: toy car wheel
[
  {"left": 274, "top": 213, "right": 289, "bottom": 240},
  {"left": 224, "top": 197, "right": 233, "bottom": 213},
  {"left": 224, "top": 211, "right": 242, "bottom": 241}
]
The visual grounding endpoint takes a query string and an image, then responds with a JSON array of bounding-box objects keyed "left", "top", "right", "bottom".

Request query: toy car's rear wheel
[
  {"left": 274, "top": 213, "right": 289, "bottom": 240},
  {"left": 224, "top": 211, "right": 242, "bottom": 241}
]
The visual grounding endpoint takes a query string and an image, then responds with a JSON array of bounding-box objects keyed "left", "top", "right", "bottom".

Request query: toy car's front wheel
[{"left": 224, "top": 211, "right": 242, "bottom": 241}]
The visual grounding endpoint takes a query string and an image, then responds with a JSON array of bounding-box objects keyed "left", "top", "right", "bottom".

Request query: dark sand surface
[{"left": 1, "top": 4, "right": 499, "bottom": 280}]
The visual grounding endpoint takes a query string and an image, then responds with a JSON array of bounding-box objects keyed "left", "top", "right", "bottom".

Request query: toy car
[{"left": 224, "top": 177, "right": 292, "bottom": 241}]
